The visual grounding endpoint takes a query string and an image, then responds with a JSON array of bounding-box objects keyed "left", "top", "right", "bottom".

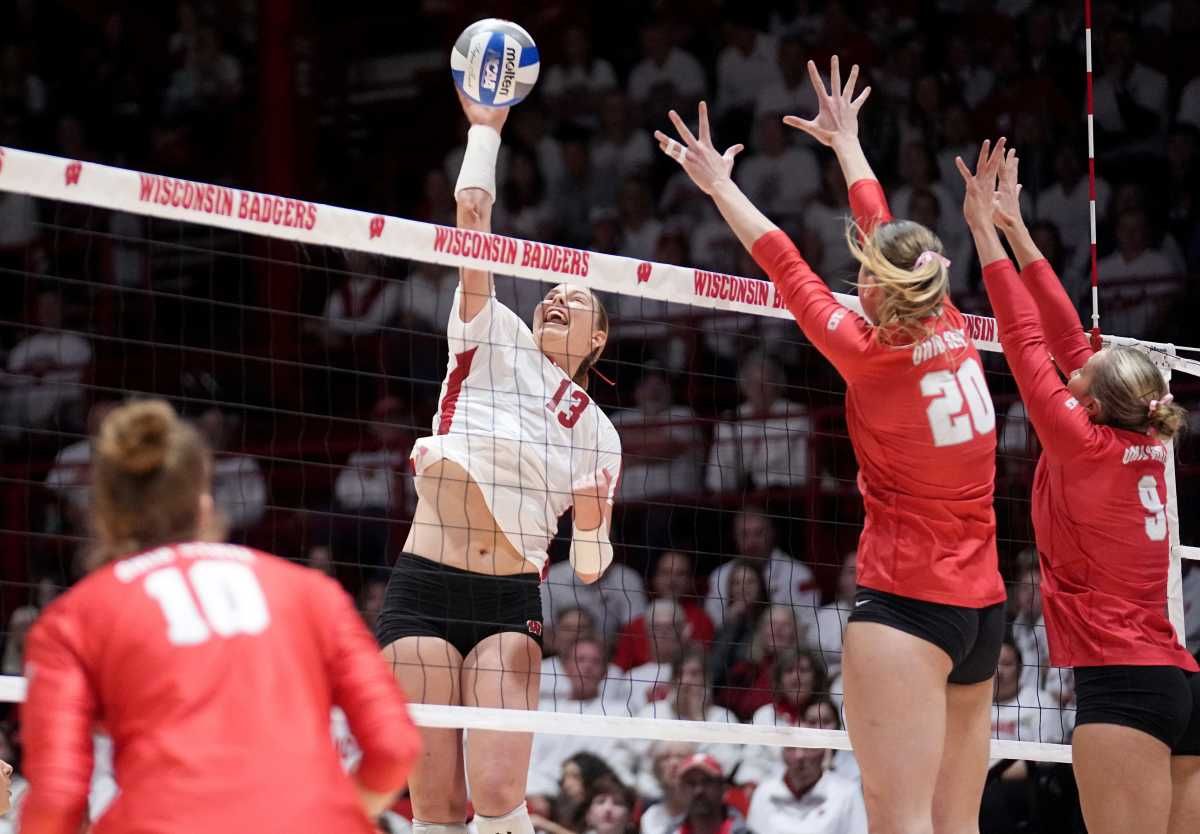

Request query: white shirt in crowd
[
  {"left": 626, "top": 660, "right": 672, "bottom": 715},
  {"left": 542, "top": 560, "right": 648, "bottom": 641},
  {"left": 810, "top": 599, "right": 853, "bottom": 673},
  {"left": 747, "top": 770, "right": 868, "bottom": 834},
  {"left": 1035, "top": 176, "right": 1111, "bottom": 257},
  {"left": 45, "top": 437, "right": 92, "bottom": 514},
  {"left": 0, "top": 192, "right": 38, "bottom": 249},
  {"left": 3, "top": 331, "right": 92, "bottom": 430},
  {"left": 705, "top": 399, "right": 810, "bottom": 494},
  {"left": 1184, "top": 566, "right": 1200, "bottom": 656},
  {"left": 1178, "top": 75, "right": 1200, "bottom": 130},
  {"left": 543, "top": 59, "right": 618, "bottom": 99},
  {"left": 1097, "top": 247, "right": 1175, "bottom": 281},
  {"left": 592, "top": 132, "right": 655, "bottom": 183},
  {"left": 538, "top": 654, "right": 632, "bottom": 709},
  {"left": 755, "top": 80, "right": 819, "bottom": 123},
  {"left": 413, "top": 288, "right": 622, "bottom": 575},
  {"left": 322, "top": 277, "right": 405, "bottom": 336},
  {"left": 211, "top": 454, "right": 267, "bottom": 531},
  {"left": 735, "top": 146, "right": 820, "bottom": 219},
  {"left": 610, "top": 405, "right": 702, "bottom": 501},
  {"left": 624, "top": 701, "right": 743, "bottom": 799},
  {"left": 639, "top": 801, "right": 685, "bottom": 834},
  {"left": 526, "top": 695, "right": 637, "bottom": 798},
  {"left": 705, "top": 548, "right": 819, "bottom": 630},
  {"left": 619, "top": 218, "right": 664, "bottom": 262},
  {"left": 1092, "top": 63, "right": 1168, "bottom": 142},
  {"left": 991, "top": 685, "right": 1065, "bottom": 761},
  {"left": 715, "top": 34, "right": 782, "bottom": 116},
  {"left": 627, "top": 48, "right": 707, "bottom": 104},
  {"left": 334, "top": 448, "right": 415, "bottom": 516}
]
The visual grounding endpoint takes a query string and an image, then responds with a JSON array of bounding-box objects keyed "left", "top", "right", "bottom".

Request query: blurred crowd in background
[{"left": 3, "top": 1, "right": 1200, "bottom": 832}]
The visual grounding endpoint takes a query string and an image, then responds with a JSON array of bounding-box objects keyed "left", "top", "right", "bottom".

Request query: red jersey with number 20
[
  {"left": 982, "top": 259, "right": 1197, "bottom": 670},
  {"left": 750, "top": 180, "right": 1003, "bottom": 607},
  {"left": 20, "top": 542, "right": 421, "bottom": 834}
]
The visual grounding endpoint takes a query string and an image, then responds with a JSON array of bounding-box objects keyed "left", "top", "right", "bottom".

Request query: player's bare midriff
[{"left": 403, "top": 457, "right": 536, "bottom": 576}]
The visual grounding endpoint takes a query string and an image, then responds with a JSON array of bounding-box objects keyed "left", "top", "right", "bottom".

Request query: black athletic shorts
[
  {"left": 847, "top": 585, "right": 1006, "bottom": 684},
  {"left": 375, "top": 552, "right": 544, "bottom": 657},
  {"left": 1074, "top": 665, "right": 1200, "bottom": 755}
]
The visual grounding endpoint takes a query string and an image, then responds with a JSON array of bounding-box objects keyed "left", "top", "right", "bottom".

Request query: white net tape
[{"left": 2, "top": 145, "right": 1194, "bottom": 766}]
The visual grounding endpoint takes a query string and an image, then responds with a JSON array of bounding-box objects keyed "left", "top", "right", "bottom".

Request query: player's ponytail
[
  {"left": 845, "top": 219, "right": 949, "bottom": 344},
  {"left": 572, "top": 291, "right": 610, "bottom": 387},
  {"left": 1090, "top": 347, "right": 1188, "bottom": 441},
  {"left": 92, "top": 399, "right": 213, "bottom": 565}
]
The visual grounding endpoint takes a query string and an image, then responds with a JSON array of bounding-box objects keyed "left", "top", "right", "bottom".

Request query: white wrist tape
[
  {"left": 455, "top": 124, "right": 501, "bottom": 200},
  {"left": 570, "top": 519, "right": 613, "bottom": 578}
]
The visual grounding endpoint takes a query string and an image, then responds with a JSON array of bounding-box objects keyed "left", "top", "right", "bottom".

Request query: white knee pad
[
  {"left": 412, "top": 822, "right": 469, "bottom": 834},
  {"left": 473, "top": 803, "right": 535, "bottom": 834}
]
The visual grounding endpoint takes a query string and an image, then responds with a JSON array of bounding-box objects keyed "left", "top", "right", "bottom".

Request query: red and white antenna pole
[{"left": 1085, "top": 0, "right": 1102, "bottom": 350}]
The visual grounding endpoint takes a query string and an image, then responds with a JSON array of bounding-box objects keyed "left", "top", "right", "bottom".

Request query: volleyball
[{"left": 450, "top": 18, "right": 540, "bottom": 108}]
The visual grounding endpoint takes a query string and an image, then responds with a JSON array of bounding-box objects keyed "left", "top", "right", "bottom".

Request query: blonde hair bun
[{"left": 97, "top": 400, "right": 178, "bottom": 476}]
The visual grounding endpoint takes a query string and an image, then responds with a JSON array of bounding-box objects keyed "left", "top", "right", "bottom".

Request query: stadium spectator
[
  {"left": 610, "top": 367, "right": 703, "bottom": 504},
  {"left": 709, "top": 558, "right": 769, "bottom": 691},
  {"left": 617, "top": 177, "right": 663, "bottom": 262},
  {"left": 193, "top": 404, "right": 267, "bottom": 536},
  {"left": 580, "top": 777, "right": 637, "bottom": 834},
  {"left": 44, "top": 399, "right": 117, "bottom": 532},
  {"left": 807, "top": 550, "right": 857, "bottom": 674},
  {"left": 543, "top": 553, "right": 648, "bottom": 643},
  {"left": 357, "top": 575, "right": 387, "bottom": 633},
  {"left": 802, "top": 157, "right": 859, "bottom": 282},
  {"left": 1035, "top": 143, "right": 1112, "bottom": 282},
  {"left": 333, "top": 395, "right": 416, "bottom": 568},
  {"left": 627, "top": 600, "right": 692, "bottom": 709},
  {"left": 627, "top": 21, "right": 706, "bottom": 119},
  {"left": 530, "top": 752, "right": 622, "bottom": 834},
  {"left": 2, "top": 289, "right": 92, "bottom": 437},
  {"left": 543, "top": 25, "right": 618, "bottom": 126},
  {"left": 1091, "top": 23, "right": 1169, "bottom": 160},
  {"left": 704, "top": 352, "right": 811, "bottom": 495},
  {"left": 164, "top": 24, "right": 242, "bottom": 116},
  {"left": 638, "top": 741, "right": 697, "bottom": 834},
  {"left": 704, "top": 506, "right": 817, "bottom": 630},
  {"left": 715, "top": 13, "right": 781, "bottom": 125},
  {"left": 722, "top": 612, "right": 818, "bottom": 722},
  {"left": 541, "top": 606, "right": 630, "bottom": 707},
  {"left": 628, "top": 647, "right": 741, "bottom": 798},
  {"left": 755, "top": 37, "right": 818, "bottom": 128},
  {"left": 747, "top": 728, "right": 867, "bottom": 834},
  {"left": 613, "top": 551, "right": 713, "bottom": 671},
  {"left": 551, "top": 130, "right": 612, "bottom": 247},
  {"left": 592, "top": 91, "right": 654, "bottom": 186},
  {"left": 735, "top": 109, "right": 819, "bottom": 223},
  {"left": 309, "top": 250, "right": 405, "bottom": 348},
  {"left": 1096, "top": 208, "right": 1176, "bottom": 334},
  {"left": 494, "top": 147, "right": 553, "bottom": 241},
  {"left": 667, "top": 754, "right": 749, "bottom": 834},
  {"left": 1008, "top": 556, "right": 1051, "bottom": 691}
]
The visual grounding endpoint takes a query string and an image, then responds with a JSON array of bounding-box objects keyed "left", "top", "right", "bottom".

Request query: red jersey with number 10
[
  {"left": 20, "top": 542, "right": 421, "bottom": 834},
  {"left": 750, "top": 181, "right": 1003, "bottom": 608},
  {"left": 982, "top": 259, "right": 1197, "bottom": 670}
]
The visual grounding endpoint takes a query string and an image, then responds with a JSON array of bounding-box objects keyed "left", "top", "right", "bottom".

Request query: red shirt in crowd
[
  {"left": 749, "top": 180, "right": 1004, "bottom": 608},
  {"left": 612, "top": 600, "right": 714, "bottom": 671},
  {"left": 981, "top": 259, "right": 1198, "bottom": 670},
  {"left": 20, "top": 541, "right": 421, "bottom": 834}
]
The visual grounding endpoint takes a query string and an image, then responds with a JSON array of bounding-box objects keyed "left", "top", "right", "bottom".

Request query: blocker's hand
[
  {"left": 783, "top": 55, "right": 871, "bottom": 148},
  {"left": 654, "top": 101, "right": 744, "bottom": 196},
  {"left": 955, "top": 137, "right": 1007, "bottom": 230}
]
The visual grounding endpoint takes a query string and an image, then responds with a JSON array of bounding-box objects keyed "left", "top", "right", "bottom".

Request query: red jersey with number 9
[
  {"left": 750, "top": 180, "right": 1004, "bottom": 608},
  {"left": 982, "top": 259, "right": 1197, "bottom": 670},
  {"left": 20, "top": 542, "right": 421, "bottom": 834}
]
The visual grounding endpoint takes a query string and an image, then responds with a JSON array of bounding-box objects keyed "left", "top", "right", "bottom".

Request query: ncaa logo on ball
[{"left": 482, "top": 55, "right": 500, "bottom": 91}]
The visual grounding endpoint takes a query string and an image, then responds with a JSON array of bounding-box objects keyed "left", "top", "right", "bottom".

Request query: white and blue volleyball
[{"left": 451, "top": 18, "right": 540, "bottom": 107}]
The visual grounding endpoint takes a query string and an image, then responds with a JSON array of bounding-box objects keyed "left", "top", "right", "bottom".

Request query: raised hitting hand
[
  {"left": 654, "top": 101, "right": 745, "bottom": 196},
  {"left": 955, "top": 138, "right": 1008, "bottom": 231},
  {"left": 783, "top": 55, "right": 872, "bottom": 148}
]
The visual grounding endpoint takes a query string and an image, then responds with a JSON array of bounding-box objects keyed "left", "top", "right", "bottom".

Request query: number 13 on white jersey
[{"left": 921, "top": 358, "right": 996, "bottom": 447}]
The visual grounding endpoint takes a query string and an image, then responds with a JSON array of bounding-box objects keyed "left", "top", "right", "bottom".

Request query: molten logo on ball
[{"left": 497, "top": 47, "right": 519, "bottom": 98}]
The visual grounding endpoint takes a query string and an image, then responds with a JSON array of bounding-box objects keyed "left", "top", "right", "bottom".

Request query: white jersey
[{"left": 413, "top": 288, "right": 622, "bottom": 573}]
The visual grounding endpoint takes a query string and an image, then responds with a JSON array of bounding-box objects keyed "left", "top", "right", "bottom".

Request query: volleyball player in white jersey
[{"left": 376, "top": 91, "right": 622, "bottom": 834}]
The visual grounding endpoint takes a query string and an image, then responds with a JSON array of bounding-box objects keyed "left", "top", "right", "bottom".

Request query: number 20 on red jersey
[{"left": 920, "top": 358, "right": 996, "bottom": 447}]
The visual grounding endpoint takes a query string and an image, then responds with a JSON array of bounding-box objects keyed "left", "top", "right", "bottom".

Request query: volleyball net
[{"left": 1, "top": 146, "right": 1198, "bottom": 779}]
